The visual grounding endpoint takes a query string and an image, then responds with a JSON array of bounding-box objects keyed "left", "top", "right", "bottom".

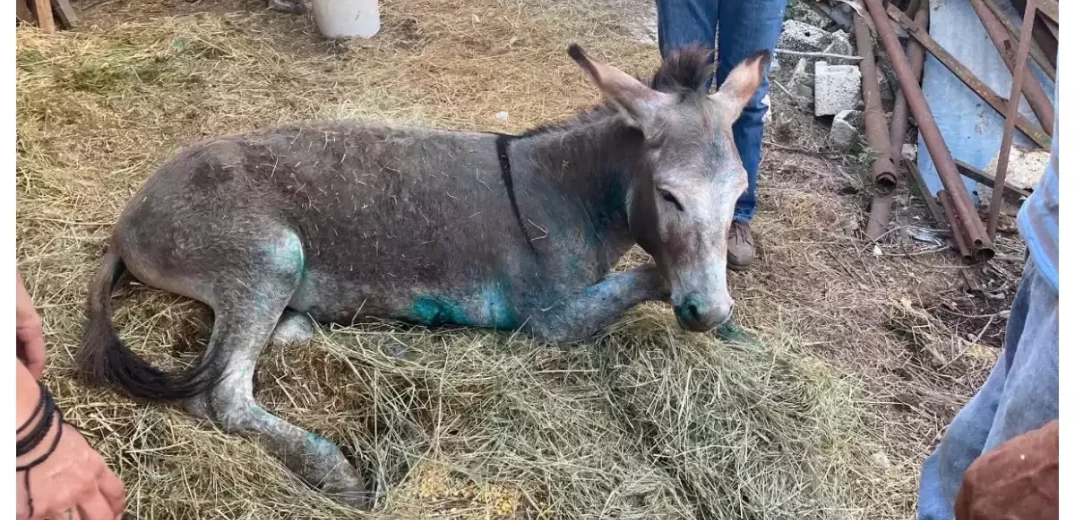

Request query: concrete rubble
[
  {"left": 785, "top": 1, "right": 832, "bottom": 29},
  {"left": 776, "top": 19, "right": 833, "bottom": 69},
  {"left": 902, "top": 144, "right": 917, "bottom": 163},
  {"left": 829, "top": 109, "right": 864, "bottom": 150},
  {"left": 814, "top": 61, "right": 861, "bottom": 116},
  {"left": 789, "top": 58, "right": 814, "bottom": 103},
  {"left": 823, "top": 30, "right": 854, "bottom": 57},
  {"left": 978, "top": 146, "right": 1049, "bottom": 215}
]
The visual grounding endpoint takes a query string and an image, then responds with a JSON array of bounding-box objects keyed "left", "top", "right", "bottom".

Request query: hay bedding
[{"left": 15, "top": 0, "right": 1014, "bottom": 518}]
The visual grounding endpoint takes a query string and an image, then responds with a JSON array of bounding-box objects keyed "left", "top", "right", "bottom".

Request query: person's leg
[
  {"left": 714, "top": 0, "right": 787, "bottom": 268},
  {"left": 981, "top": 260, "right": 1058, "bottom": 448},
  {"left": 655, "top": 0, "right": 719, "bottom": 73},
  {"left": 917, "top": 258, "right": 1058, "bottom": 520}
]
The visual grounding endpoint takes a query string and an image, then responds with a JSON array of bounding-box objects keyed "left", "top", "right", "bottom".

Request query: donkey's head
[{"left": 568, "top": 44, "right": 769, "bottom": 332}]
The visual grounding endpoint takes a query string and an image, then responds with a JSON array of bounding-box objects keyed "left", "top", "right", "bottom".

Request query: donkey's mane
[{"left": 518, "top": 45, "right": 713, "bottom": 138}]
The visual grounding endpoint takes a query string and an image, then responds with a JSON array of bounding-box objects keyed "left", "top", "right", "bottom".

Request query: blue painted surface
[
  {"left": 917, "top": 0, "right": 1055, "bottom": 204},
  {"left": 409, "top": 287, "right": 519, "bottom": 330},
  {"left": 304, "top": 432, "right": 337, "bottom": 456}
]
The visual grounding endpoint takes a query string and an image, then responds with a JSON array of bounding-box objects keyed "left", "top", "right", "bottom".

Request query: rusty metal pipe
[
  {"left": 987, "top": 0, "right": 1037, "bottom": 240},
  {"left": 907, "top": 160, "right": 946, "bottom": 229},
  {"left": 854, "top": 14, "right": 898, "bottom": 195},
  {"left": 937, "top": 190, "right": 973, "bottom": 260},
  {"left": 969, "top": 0, "right": 1053, "bottom": 136},
  {"left": 1035, "top": 0, "right": 1057, "bottom": 24},
  {"left": 871, "top": 3, "right": 929, "bottom": 243},
  {"left": 854, "top": 11, "right": 898, "bottom": 241},
  {"left": 865, "top": 194, "right": 894, "bottom": 241},
  {"left": 890, "top": 1, "right": 929, "bottom": 153},
  {"left": 905, "top": 0, "right": 923, "bottom": 17},
  {"left": 863, "top": 0, "right": 994, "bottom": 257},
  {"left": 980, "top": 0, "right": 1055, "bottom": 81},
  {"left": 885, "top": 4, "right": 1051, "bottom": 149}
]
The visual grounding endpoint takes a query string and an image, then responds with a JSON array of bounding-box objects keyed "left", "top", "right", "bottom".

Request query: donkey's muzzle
[{"left": 674, "top": 292, "right": 733, "bottom": 332}]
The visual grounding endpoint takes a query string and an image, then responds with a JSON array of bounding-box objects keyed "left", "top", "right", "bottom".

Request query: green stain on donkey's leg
[{"left": 304, "top": 432, "right": 337, "bottom": 456}]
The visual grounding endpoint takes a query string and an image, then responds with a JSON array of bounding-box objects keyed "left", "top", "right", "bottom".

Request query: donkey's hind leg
[
  {"left": 205, "top": 303, "right": 370, "bottom": 508},
  {"left": 270, "top": 311, "right": 314, "bottom": 348},
  {"left": 528, "top": 264, "right": 669, "bottom": 343}
]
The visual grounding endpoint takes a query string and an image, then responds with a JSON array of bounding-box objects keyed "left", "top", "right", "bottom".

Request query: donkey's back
[{"left": 117, "top": 121, "right": 575, "bottom": 328}]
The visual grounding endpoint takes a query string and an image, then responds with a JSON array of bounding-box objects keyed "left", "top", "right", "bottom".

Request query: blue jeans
[
  {"left": 655, "top": 0, "right": 787, "bottom": 223},
  {"left": 917, "top": 257, "right": 1059, "bottom": 519}
]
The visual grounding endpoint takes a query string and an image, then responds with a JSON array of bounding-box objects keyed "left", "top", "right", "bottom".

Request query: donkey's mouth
[
  {"left": 673, "top": 294, "right": 734, "bottom": 332},
  {"left": 675, "top": 314, "right": 718, "bottom": 333}
]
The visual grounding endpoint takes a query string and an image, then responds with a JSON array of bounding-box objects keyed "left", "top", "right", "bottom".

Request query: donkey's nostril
[
  {"left": 675, "top": 293, "right": 709, "bottom": 330},
  {"left": 685, "top": 300, "right": 702, "bottom": 321}
]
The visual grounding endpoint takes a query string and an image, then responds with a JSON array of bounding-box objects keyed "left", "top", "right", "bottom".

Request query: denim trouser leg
[
  {"left": 655, "top": 0, "right": 787, "bottom": 223},
  {"left": 917, "top": 258, "right": 1059, "bottom": 520}
]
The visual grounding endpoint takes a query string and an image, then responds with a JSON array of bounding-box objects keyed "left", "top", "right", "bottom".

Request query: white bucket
[{"left": 312, "top": 0, "right": 380, "bottom": 39}]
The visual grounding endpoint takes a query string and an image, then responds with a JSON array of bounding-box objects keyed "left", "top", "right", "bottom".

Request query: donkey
[{"left": 78, "top": 44, "right": 769, "bottom": 507}]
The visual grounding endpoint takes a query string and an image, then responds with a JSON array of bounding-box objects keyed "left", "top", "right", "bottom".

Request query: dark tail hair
[{"left": 76, "top": 247, "right": 222, "bottom": 401}]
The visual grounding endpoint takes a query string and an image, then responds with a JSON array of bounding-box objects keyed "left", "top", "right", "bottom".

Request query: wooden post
[
  {"left": 33, "top": 0, "right": 55, "bottom": 33},
  {"left": 17, "top": 0, "right": 35, "bottom": 25}
]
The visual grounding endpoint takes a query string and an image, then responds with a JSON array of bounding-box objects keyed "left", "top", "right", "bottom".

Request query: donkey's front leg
[{"left": 529, "top": 264, "right": 669, "bottom": 343}]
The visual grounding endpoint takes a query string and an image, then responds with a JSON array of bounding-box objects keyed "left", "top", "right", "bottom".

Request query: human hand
[
  {"left": 16, "top": 421, "right": 126, "bottom": 520},
  {"left": 16, "top": 271, "right": 46, "bottom": 379}
]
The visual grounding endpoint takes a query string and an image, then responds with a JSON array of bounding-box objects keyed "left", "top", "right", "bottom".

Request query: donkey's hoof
[
  {"left": 270, "top": 312, "right": 314, "bottom": 347},
  {"left": 321, "top": 471, "right": 376, "bottom": 510}
]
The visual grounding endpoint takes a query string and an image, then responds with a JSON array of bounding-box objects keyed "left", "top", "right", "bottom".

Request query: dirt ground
[{"left": 15, "top": 0, "right": 1026, "bottom": 518}]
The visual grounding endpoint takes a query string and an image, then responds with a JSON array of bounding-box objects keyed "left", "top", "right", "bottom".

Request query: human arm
[
  {"left": 16, "top": 359, "right": 126, "bottom": 520},
  {"left": 16, "top": 271, "right": 46, "bottom": 379}
]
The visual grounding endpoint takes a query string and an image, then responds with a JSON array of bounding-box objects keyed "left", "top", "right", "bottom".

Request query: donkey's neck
[{"left": 508, "top": 115, "right": 641, "bottom": 260}]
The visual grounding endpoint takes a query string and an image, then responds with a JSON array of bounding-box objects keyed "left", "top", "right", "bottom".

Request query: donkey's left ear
[
  {"left": 568, "top": 44, "right": 671, "bottom": 129},
  {"left": 710, "top": 50, "right": 771, "bottom": 120}
]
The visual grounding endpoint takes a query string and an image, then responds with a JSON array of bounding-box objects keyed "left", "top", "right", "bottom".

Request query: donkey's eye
[{"left": 657, "top": 189, "right": 684, "bottom": 212}]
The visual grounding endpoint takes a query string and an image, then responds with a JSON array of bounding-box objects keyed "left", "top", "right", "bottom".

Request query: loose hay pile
[{"left": 16, "top": 0, "right": 1010, "bottom": 518}]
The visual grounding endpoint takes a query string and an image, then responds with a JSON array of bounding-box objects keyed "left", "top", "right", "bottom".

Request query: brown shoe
[{"left": 728, "top": 221, "right": 755, "bottom": 271}]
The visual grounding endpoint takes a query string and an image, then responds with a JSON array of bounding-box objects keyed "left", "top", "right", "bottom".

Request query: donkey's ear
[
  {"left": 568, "top": 44, "right": 669, "bottom": 128},
  {"left": 710, "top": 50, "right": 770, "bottom": 120}
]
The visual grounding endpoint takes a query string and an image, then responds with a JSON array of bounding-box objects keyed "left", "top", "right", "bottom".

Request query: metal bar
[
  {"left": 1041, "top": 18, "right": 1058, "bottom": 41},
  {"left": 865, "top": 194, "right": 894, "bottom": 241},
  {"left": 864, "top": 0, "right": 995, "bottom": 258},
  {"left": 905, "top": 0, "right": 923, "bottom": 18},
  {"left": 954, "top": 159, "right": 1032, "bottom": 200},
  {"left": 890, "top": 1, "right": 929, "bottom": 153},
  {"left": 987, "top": 0, "right": 1037, "bottom": 239},
  {"left": 1007, "top": 0, "right": 1058, "bottom": 65},
  {"left": 866, "top": 1, "right": 928, "bottom": 242},
  {"left": 912, "top": 163, "right": 981, "bottom": 289},
  {"left": 1035, "top": 0, "right": 1058, "bottom": 25},
  {"left": 937, "top": 190, "right": 974, "bottom": 259},
  {"left": 907, "top": 160, "right": 947, "bottom": 227},
  {"left": 969, "top": 0, "right": 1054, "bottom": 136},
  {"left": 885, "top": 3, "right": 1051, "bottom": 149},
  {"left": 875, "top": 2, "right": 929, "bottom": 242},
  {"left": 980, "top": 0, "right": 1055, "bottom": 81},
  {"left": 854, "top": 13, "right": 898, "bottom": 195}
]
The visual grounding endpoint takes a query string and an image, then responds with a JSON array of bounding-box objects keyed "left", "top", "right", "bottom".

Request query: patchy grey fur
[{"left": 77, "top": 45, "right": 769, "bottom": 508}]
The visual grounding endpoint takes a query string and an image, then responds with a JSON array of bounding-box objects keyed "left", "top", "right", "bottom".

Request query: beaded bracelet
[{"left": 16, "top": 381, "right": 66, "bottom": 519}]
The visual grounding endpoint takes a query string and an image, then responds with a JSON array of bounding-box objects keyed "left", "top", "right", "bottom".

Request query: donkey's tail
[{"left": 77, "top": 247, "right": 221, "bottom": 401}]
